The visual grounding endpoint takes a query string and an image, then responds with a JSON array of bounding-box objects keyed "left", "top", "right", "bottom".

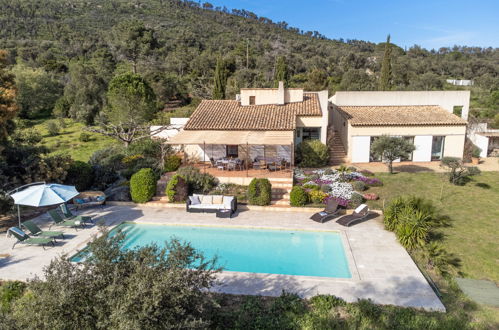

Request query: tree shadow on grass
[
  {"left": 393, "top": 165, "right": 435, "bottom": 173},
  {"left": 475, "top": 182, "right": 491, "bottom": 189}
]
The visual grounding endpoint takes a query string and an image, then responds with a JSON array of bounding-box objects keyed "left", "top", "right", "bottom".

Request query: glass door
[{"left": 431, "top": 136, "right": 445, "bottom": 160}]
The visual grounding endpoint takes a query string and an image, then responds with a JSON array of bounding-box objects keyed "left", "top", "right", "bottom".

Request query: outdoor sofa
[
  {"left": 73, "top": 191, "right": 106, "bottom": 209},
  {"left": 186, "top": 194, "right": 237, "bottom": 215}
]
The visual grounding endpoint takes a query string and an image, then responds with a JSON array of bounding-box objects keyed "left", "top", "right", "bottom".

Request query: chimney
[{"left": 277, "top": 81, "right": 285, "bottom": 105}]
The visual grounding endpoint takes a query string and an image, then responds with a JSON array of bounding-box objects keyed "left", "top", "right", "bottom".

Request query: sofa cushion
[
  {"left": 200, "top": 195, "right": 212, "bottom": 205},
  {"left": 223, "top": 196, "right": 234, "bottom": 209},
  {"left": 212, "top": 195, "right": 223, "bottom": 204},
  {"left": 189, "top": 195, "right": 200, "bottom": 205}
]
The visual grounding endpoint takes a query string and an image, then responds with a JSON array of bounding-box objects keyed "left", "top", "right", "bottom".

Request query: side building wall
[{"left": 347, "top": 125, "right": 467, "bottom": 163}]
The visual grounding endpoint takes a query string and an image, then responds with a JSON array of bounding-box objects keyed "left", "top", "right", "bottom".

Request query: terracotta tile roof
[
  {"left": 184, "top": 93, "right": 321, "bottom": 131},
  {"left": 337, "top": 105, "right": 467, "bottom": 126}
]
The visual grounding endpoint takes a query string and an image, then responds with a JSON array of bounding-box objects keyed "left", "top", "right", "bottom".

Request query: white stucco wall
[
  {"left": 351, "top": 136, "right": 370, "bottom": 162},
  {"left": 150, "top": 118, "right": 189, "bottom": 140},
  {"left": 471, "top": 135, "right": 489, "bottom": 158},
  {"left": 330, "top": 91, "right": 470, "bottom": 120},
  {"left": 413, "top": 136, "right": 433, "bottom": 162}
]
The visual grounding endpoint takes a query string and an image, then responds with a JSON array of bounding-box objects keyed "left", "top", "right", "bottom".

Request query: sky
[{"left": 207, "top": 0, "right": 499, "bottom": 49}]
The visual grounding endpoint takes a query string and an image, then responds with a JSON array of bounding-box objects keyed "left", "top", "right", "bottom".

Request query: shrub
[
  {"left": 65, "top": 161, "right": 93, "bottom": 191},
  {"left": 45, "top": 121, "right": 60, "bottom": 136},
  {"left": 79, "top": 132, "right": 91, "bottom": 142},
  {"left": 349, "top": 193, "right": 365, "bottom": 208},
  {"left": 165, "top": 174, "right": 188, "bottom": 202},
  {"left": 164, "top": 155, "right": 182, "bottom": 172},
  {"left": 0, "top": 190, "right": 14, "bottom": 214},
  {"left": 383, "top": 196, "right": 444, "bottom": 250},
  {"left": 351, "top": 181, "right": 367, "bottom": 192},
  {"left": 0, "top": 281, "right": 27, "bottom": 313},
  {"left": 176, "top": 166, "right": 217, "bottom": 193},
  {"left": 290, "top": 186, "right": 308, "bottom": 206},
  {"left": 296, "top": 140, "right": 329, "bottom": 168},
  {"left": 347, "top": 166, "right": 357, "bottom": 172},
  {"left": 303, "top": 183, "right": 320, "bottom": 190},
  {"left": 471, "top": 145, "right": 482, "bottom": 158},
  {"left": 309, "top": 190, "right": 328, "bottom": 204},
  {"left": 441, "top": 157, "right": 481, "bottom": 185},
  {"left": 320, "top": 184, "right": 330, "bottom": 193},
  {"left": 130, "top": 168, "right": 157, "bottom": 203},
  {"left": 248, "top": 178, "right": 272, "bottom": 206}
]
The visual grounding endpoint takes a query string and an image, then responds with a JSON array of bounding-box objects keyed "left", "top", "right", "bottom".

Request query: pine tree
[
  {"left": 274, "top": 56, "right": 288, "bottom": 87},
  {"left": 0, "top": 50, "right": 18, "bottom": 139},
  {"left": 212, "top": 57, "right": 227, "bottom": 99},
  {"left": 379, "top": 35, "right": 392, "bottom": 91}
]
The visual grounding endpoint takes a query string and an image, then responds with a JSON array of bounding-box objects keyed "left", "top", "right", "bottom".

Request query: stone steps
[{"left": 328, "top": 129, "right": 347, "bottom": 166}]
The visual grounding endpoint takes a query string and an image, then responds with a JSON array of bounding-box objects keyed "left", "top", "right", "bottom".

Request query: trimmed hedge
[
  {"left": 165, "top": 174, "right": 188, "bottom": 202},
  {"left": 248, "top": 178, "right": 272, "bottom": 206},
  {"left": 130, "top": 168, "right": 157, "bottom": 203},
  {"left": 164, "top": 155, "right": 182, "bottom": 172},
  {"left": 65, "top": 161, "right": 94, "bottom": 191},
  {"left": 296, "top": 140, "right": 329, "bottom": 168},
  {"left": 290, "top": 186, "right": 308, "bottom": 206}
]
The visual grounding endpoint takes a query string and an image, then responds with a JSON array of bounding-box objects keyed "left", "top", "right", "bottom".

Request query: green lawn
[
  {"left": 29, "top": 118, "right": 117, "bottom": 162},
  {"left": 367, "top": 171, "right": 499, "bottom": 283},
  {"left": 366, "top": 171, "right": 499, "bottom": 326}
]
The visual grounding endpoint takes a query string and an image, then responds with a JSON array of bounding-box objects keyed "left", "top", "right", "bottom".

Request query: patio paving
[{"left": 0, "top": 205, "right": 445, "bottom": 311}]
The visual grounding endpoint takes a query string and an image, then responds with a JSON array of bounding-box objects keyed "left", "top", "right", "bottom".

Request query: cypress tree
[
  {"left": 274, "top": 56, "right": 288, "bottom": 87},
  {"left": 212, "top": 57, "right": 227, "bottom": 99},
  {"left": 379, "top": 34, "right": 392, "bottom": 91}
]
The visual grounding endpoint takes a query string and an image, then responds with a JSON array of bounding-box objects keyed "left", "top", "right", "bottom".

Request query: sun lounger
[
  {"left": 8, "top": 227, "right": 55, "bottom": 249},
  {"left": 310, "top": 199, "right": 342, "bottom": 223},
  {"left": 336, "top": 204, "right": 370, "bottom": 227},
  {"left": 21, "top": 220, "right": 64, "bottom": 240},
  {"left": 60, "top": 204, "right": 93, "bottom": 224},
  {"left": 48, "top": 209, "right": 84, "bottom": 230}
]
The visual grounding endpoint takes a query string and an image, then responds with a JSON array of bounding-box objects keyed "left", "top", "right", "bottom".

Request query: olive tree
[
  {"left": 11, "top": 229, "right": 220, "bottom": 329},
  {"left": 370, "top": 135, "right": 416, "bottom": 174}
]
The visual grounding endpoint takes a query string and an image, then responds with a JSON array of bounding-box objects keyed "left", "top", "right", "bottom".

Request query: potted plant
[{"left": 471, "top": 145, "right": 482, "bottom": 165}]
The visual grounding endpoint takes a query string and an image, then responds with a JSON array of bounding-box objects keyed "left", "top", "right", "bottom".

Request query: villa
[
  {"left": 167, "top": 81, "right": 329, "bottom": 167},
  {"left": 329, "top": 91, "right": 470, "bottom": 163},
  {"left": 167, "top": 87, "right": 471, "bottom": 167}
]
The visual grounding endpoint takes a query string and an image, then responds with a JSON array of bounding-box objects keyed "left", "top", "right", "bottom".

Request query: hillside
[{"left": 0, "top": 0, "right": 498, "bottom": 124}]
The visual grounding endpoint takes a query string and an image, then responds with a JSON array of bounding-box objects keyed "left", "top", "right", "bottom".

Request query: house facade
[
  {"left": 329, "top": 91, "right": 470, "bottom": 163},
  {"left": 167, "top": 82, "right": 329, "bottom": 164}
]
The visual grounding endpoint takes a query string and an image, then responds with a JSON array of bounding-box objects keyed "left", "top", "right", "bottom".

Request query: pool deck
[{"left": 0, "top": 205, "right": 445, "bottom": 312}]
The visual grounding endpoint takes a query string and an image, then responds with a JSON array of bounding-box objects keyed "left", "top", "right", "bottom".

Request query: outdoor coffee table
[{"left": 216, "top": 209, "right": 232, "bottom": 219}]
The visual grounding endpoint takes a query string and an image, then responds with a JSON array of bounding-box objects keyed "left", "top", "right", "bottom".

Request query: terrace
[{"left": 0, "top": 205, "right": 444, "bottom": 311}]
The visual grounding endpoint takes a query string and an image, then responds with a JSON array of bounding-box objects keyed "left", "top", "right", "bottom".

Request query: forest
[{"left": 0, "top": 0, "right": 497, "bottom": 126}]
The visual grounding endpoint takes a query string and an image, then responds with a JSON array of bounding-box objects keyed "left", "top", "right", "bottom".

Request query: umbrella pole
[{"left": 17, "top": 204, "right": 21, "bottom": 227}]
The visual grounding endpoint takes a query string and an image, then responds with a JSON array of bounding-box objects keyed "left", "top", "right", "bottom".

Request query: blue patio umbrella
[{"left": 8, "top": 182, "right": 80, "bottom": 227}]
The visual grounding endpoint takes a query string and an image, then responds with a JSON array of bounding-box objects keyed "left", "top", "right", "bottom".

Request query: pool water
[{"left": 71, "top": 223, "right": 351, "bottom": 278}]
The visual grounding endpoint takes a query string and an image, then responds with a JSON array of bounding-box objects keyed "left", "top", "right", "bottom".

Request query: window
[
  {"left": 369, "top": 136, "right": 382, "bottom": 162},
  {"left": 453, "top": 106, "right": 463, "bottom": 117},
  {"left": 249, "top": 96, "right": 256, "bottom": 105},
  {"left": 431, "top": 136, "right": 445, "bottom": 160},
  {"left": 226, "top": 145, "right": 238, "bottom": 158},
  {"left": 400, "top": 136, "right": 415, "bottom": 161},
  {"left": 302, "top": 127, "right": 320, "bottom": 140}
]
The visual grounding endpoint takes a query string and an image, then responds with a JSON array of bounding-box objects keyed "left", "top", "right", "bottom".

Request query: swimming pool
[{"left": 71, "top": 223, "right": 352, "bottom": 278}]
